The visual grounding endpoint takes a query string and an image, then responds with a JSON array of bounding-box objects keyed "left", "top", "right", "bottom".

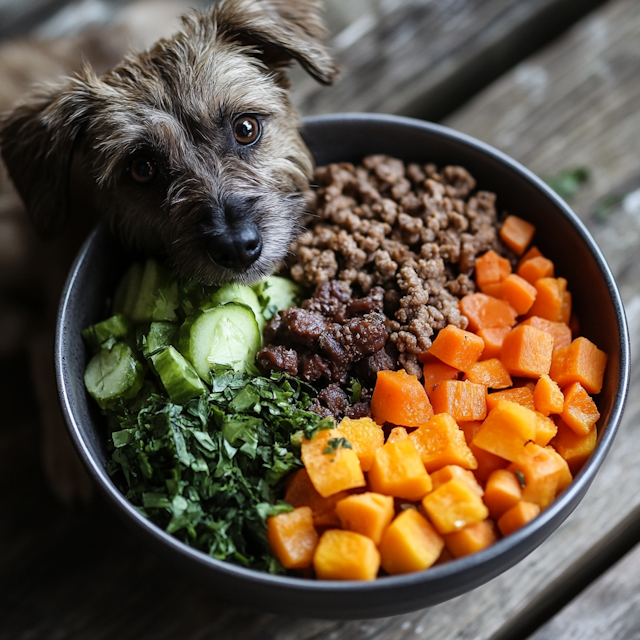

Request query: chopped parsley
[
  {"left": 323, "top": 437, "right": 352, "bottom": 455},
  {"left": 515, "top": 470, "right": 526, "bottom": 488}
]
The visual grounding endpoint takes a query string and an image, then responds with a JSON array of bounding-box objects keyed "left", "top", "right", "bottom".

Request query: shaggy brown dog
[{"left": 0, "top": 0, "right": 337, "bottom": 503}]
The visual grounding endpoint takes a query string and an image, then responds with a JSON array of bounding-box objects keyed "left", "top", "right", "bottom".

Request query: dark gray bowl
[{"left": 56, "top": 113, "right": 630, "bottom": 619}]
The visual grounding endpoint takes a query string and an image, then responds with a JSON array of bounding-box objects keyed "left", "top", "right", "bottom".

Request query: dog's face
[{"left": 0, "top": 0, "right": 337, "bottom": 285}]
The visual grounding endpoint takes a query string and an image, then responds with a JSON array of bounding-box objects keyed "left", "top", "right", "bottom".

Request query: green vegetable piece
[
  {"left": 153, "top": 346, "right": 207, "bottom": 404},
  {"left": 83, "top": 342, "right": 144, "bottom": 409},
  {"left": 323, "top": 437, "right": 352, "bottom": 455},
  {"left": 113, "top": 262, "right": 144, "bottom": 318},
  {"left": 179, "top": 302, "right": 261, "bottom": 379},
  {"left": 82, "top": 313, "right": 133, "bottom": 352},
  {"left": 143, "top": 321, "right": 179, "bottom": 359},
  {"left": 209, "top": 283, "right": 265, "bottom": 333},
  {"left": 253, "top": 275, "right": 303, "bottom": 321},
  {"left": 130, "top": 258, "right": 180, "bottom": 324}
]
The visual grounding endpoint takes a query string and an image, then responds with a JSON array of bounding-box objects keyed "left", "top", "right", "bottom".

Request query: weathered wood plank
[{"left": 292, "top": 0, "right": 606, "bottom": 121}]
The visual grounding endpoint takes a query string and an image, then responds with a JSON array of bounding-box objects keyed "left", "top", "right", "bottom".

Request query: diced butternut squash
[
  {"left": 301, "top": 428, "right": 365, "bottom": 498},
  {"left": 534, "top": 374, "right": 565, "bottom": 416},
  {"left": 498, "top": 501, "right": 540, "bottom": 536},
  {"left": 501, "top": 274, "right": 538, "bottom": 315},
  {"left": 430, "top": 465, "right": 484, "bottom": 496},
  {"left": 477, "top": 326, "right": 511, "bottom": 360},
  {"left": 483, "top": 469, "right": 523, "bottom": 519},
  {"left": 371, "top": 369, "right": 434, "bottom": 427},
  {"left": 459, "top": 293, "right": 518, "bottom": 333},
  {"left": 335, "top": 492, "right": 395, "bottom": 545},
  {"left": 379, "top": 508, "right": 444, "bottom": 575},
  {"left": 430, "top": 380, "right": 487, "bottom": 422},
  {"left": 472, "top": 400, "right": 538, "bottom": 462},
  {"left": 551, "top": 417, "right": 597, "bottom": 474},
  {"left": 560, "top": 290, "right": 572, "bottom": 325},
  {"left": 501, "top": 325, "right": 554, "bottom": 378},
  {"left": 421, "top": 353, "right": 461, "bottom": 396},
  {"left": 428, "top": 324, "right": 485, "bottom": 371},
  {"left": 500, "top": 215, "right": 536, "bottom": 255},
  {"left": 368, "top": 437, "right": 432, "bottom": 501},
  {"left": 313, "top": 529, "right": 380, "bottom": 580},
  {"left": 267, "top": 507, "right": 318, "bottom": 569},
  {"left": 337, "top": 416, "right": 384, "bottom": 472},
  {"left": 463, "top": 358, "right": 512, "bottom": 389},
  {"left": 387, "top": 426, "right": 409, "bottom": 443},
  {"left": 527, "top": 277, "right": 567, "bottom": 322},
  {"left": 549, "top": 336, "right": 608, "bottom": 394},
  {"left": 410, "top": 413, "right": 478, "bottom": 473},
  {"left": 561, "top": 382, "right": 600, "bottom": 436},
  {"left": 517, "top": 255, "right": 555, "bottom": 284},
  {"left": 534, "top": 412, "right": 558, "bottom": 446},
  {"left": 444, "top": 520, "right": 498, "bottom": 558},
  {"left": 475, "top": 250, "right": 512, "bottom": 291},
  {"left": 284, "top": 468, "right": 347, "bottom": 528},
  {"left": 519, "top": 245, "right": 543, "bottom": 265},
  {"left": 520, "top": 316, "right": 572, "bottom": 353},
  {"left": 459, "top": 420, "right": 509, "bottom": 483},
  {"left": 422, "top": 478, "right": 489, "bottom": 534},
  {"left": 486, "top": 386, "right": 535, "bottom": 412}
]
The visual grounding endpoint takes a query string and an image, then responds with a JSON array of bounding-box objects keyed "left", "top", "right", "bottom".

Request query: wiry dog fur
[{"left": 0, "top": 0, "right": 337, "bottom": 503}]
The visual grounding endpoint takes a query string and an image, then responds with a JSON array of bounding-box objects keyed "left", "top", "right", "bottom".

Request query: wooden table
[{"left": 2, "top": 0, "right": 640, "bottom": 637}]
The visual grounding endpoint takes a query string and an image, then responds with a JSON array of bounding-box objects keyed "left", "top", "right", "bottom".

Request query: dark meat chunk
[
  {"left": 345, "top": 286, "right": 385, "bottom": 317},
  {"left": 317, "top": 384, "right": 349, "bottom": 416},
  {"left": 256, "top": 345, "right": 298, "bottom": 376},
  {"left": 355, "top": 344, "right": 398, "bottom": 387},
  {"left": 299, "top": 353, "right": 332, "bottom": 382},
  {"left": 341, "top": 313, "right": 388, "bottom": 360},
  {"left": 278, "top": 307, "right": 329, "bottom": 349},
  {"left": 303, "top": 280, "right": 352, "bottom": 323}
]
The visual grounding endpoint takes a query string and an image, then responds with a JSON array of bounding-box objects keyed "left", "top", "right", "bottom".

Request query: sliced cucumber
[
  {"left": 152, "top": 346, "right": 206, "bottom": 404},
  {"left": 130, "top": 258, "right": 180, "bottom": 324},
  {"left": 253, "top": 275, "right": 303, "bottom": 321},
  {"left": 84, "top": 342, "right": 144, "bottom": 409},
  {"left": 179, "top": 302, "right": 261, "bottom": 379},
  {"left": 143, "top": 321, "right": 179, "bottom": 359},
  {"left": 113, "top": 262, "right": 143, "bottom": 318},
  {"left": 208, "top": 283, "right": 265, "bottom": 333},
  {"left": 82, "top": 313, "right": 133, "bottom": 352}
]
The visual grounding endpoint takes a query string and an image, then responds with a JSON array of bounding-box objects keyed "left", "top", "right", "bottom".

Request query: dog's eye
[
  {"left": 129, "top": 157, "right": 157, "bottom": 184},
  {"left": 233, "top": 116, "right": 260, "bottom": 145}
]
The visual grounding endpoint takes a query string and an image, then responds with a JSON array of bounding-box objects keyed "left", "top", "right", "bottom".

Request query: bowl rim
[{"left": 56, "top": 112, "right": 630, "bottom": 602}]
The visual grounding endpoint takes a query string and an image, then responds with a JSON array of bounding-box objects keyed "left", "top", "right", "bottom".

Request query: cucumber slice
[
  {"left": 84, "top": 342, "right": 144, "bottom": 409},
  {"left": 208, "top": 283, "right": 265, "bottom": 333},
  {"left": 82, "top": 313, "right": 133, "bottom": 352},
  {"left": 143, "top": 321, "right": 179, "bottom": 359},
  {"left": 113, "top": 262, "right": 143, "bottom": 318},
  {"left": 152, "top": 346, "right": 206, "bottom": 404},
  {"left": 130, "top": 258, "right": 180, "bottom": 324},
  {"left": 179, "top": 302, "right": 261, "bottom": 379},
  {"left": 253, "top": 275, "right": 303, "bottom": 321}
]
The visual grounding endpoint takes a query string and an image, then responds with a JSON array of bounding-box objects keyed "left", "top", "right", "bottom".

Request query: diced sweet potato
[
  {"left": 409, "top": 413, "right": 478, "bottom": 473},
  {"left": 459, "top": 293, "right": 518, "bottom": 333},
  {"left": 313, "top": 529, "right": 381, "bottom": 580},
  {"left": 534, "top": 412, "right": 558, "bottom": 446},
  {"left": 486, "top": 386, "right": 535, "bottom": 412},
  {"left": 534, "top": 374, "right": 565, "bottom": 416},
  {"left": 428, "top": 324, "right": 485, "bottom": 371},
  {"left": 430, "top": 380, "right": 487, "bottom": 422},
  {"left": 463, "top": 358, "right": 512, "bottom": 389},
  {"left": 371, "top": 369, "right": 434, "bottom": 427},
  {"left": 477, "top": 326, "right": 511, "bottom": 360},
  {"left": 337, "top": 416, "right": 384, "bottom": 472},
  {"left": 475, "top": 249, "right": 512, "bottom": 291},
  {"left": 444, "top": 519, "right": 498, "bottom": 558},
  {"left": 459, "top": 420, "right": 509, "bottom": 483},
  {"left": 301, "top": 428, "right": 365, "bottom": 498},
  {"left": 498, "top": 501, "right": 540, "bottom": 536},
  {"left": 284, "top": 469, "right": 347, "bottom": 528},
  {"left": 421, "top": 353, "right": 461, "bottom": 396},
  {"left": 549, "top": 336, "right": 608, "bottom": 394},
  {"left": 500, "top": 215, "right": 535, "bottom": 255},
  {"left": 267, "top": 506, "right": 318, "bottom": 569},
  {"left": 561, "top": 382, "right": 600, "bottom": 436},
  {"left": 379, "top": 508, "right": 444, "bottom": 575},
  {"left": 501, "top": 325, "right": 554, "bottom": 378},
  {"left": 430, "top": 465, "right": 484, "bottom": 496},
  {"left": 335, "top": 492, "right": 395, "bottom": 546},
  {"left": 517, "top": 256, "right": 555, "bottom": 284},
  {"left": 520, "top": 316, "right": 572, "bottom": 353},
  {"left": 550, "top": 417, "right": 597, "bottom": 474},
  {"left": 483, "top": 469, "right": 523, "bottom": 519},
  {"left": 527, "top": 277, "right": 567, "bottom": 322},
  {"left": 386, "top": 426, "right": 409, "bottom": 443},
  {"left": 518, "top": 245, "right": 543, "bottom": 265},
  {"left": 368, "top": 437, "right": 432, "bottom": 501},
  {"left": 500, "top": 274, "right": 538, "bottom": 315},
  {"left": 422, "top": 478, "right": 489, "bottom": 534}
]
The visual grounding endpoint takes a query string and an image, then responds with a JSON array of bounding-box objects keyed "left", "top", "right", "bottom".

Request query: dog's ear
[
  {"left": 212, "top": 0, "right": 339, "bottom": 85},
  {"left": 0, "top": 75, "right": 97, "bottom": 236}
]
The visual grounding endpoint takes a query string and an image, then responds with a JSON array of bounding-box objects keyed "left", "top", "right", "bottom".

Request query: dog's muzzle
[{"left": 207, "top": 221, "right": 262, "bottom": 270}]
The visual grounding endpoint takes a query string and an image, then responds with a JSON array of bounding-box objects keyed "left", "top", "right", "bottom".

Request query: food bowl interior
[{"left": 57, "top": 114, "right": 629, "bottom": 619}]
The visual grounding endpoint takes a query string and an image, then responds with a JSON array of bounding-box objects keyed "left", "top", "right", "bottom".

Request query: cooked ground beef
[{"left": 258, "top": 155, "right": 507, "bottom": 420}]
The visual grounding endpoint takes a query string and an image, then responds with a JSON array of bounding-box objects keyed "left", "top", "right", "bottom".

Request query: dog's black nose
[{"left": 207, "top": 223, "right": 262, "bottom": 269}]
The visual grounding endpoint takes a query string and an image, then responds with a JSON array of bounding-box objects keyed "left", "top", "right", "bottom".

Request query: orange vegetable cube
[
  {"left": 421, "top": 353, "right": 461, "bottom": 396},
  {"left": 472, "top": 400, "right": 538, "bottom": 462},
  {"left": 475, "top": 250, "right": 512, "bottom": 291},
  {"left": 527, "top": 277, "right": 567, "bottom": 322},
  {"left": 430, "top": 465, "right": 484, "bottom": 496},
  {"left": 500, "top": 274, "right": 538, "bottom": 315},
  {"left": 386, "top": 426, "right": 409, "bottom": 443},
  {"left": 301, "top": 428, "right": 365, "bottom": 498},
  {"left": 313, "top": 529, "right": 380, "bottom": 580},
  {"left": 459, "top": 293, "right": 518, "bottom": 333},
  {"left": 549, "top": 336, "right": 608, "bottom": 394},
  {"left": 486, "top": 386, "right": 535, "bottom": 412},
  {"left": 459, "top": 421, "right": 509, "bottom": 483},
  {"left": 422, "top": 478, "right": 489, "bottom": 534},
  {"left": 498, "top": 501, "right": 540, "bottom": 536},
  {"left": 501, "top": 325, "right": 554, "bottom": 378},
  {"left": 371, "top": 369, "right": 434, "bottom": 427},
  {"left": 335, "top": 492, "right": 395, "bottom": 546},
  {"left": 520, "top": 316, "right": 572, "bottom": 352},
  {"left": 561, "top": 382, "right": 600, "bottom": 436},
  {"left": 429, "top": 324, "right": 485, "bottom": 371},
  {"left": 517, "top": 256, "right": 555, "bottom": 284},
  {"left": 463, "top": 358, "right": 512, "bottom": 389},
  {"left": 534, "top": 374, "right": 565, "bottom": 416},
  {"left": 444, "top": 519, "right": 498, "bottom": 558},
  {"left": 368, "top": 438, "right": 432, "bottom": 501},
  {"left": 267, "top": 507, "right": 318, "bottom": 569},
  {"left": 550, "top": 417, "right": 597, "bottom": 474},
  {"left": 477, "top": 326, "right": 511, "bottom": 360},
  {"left": 483, "top": 469, "right": 523, "bottom": 519},
  {"left": 409, "top": 413, "right": 478, "bottom": 472},
  {"left": 518, "top": 245, "right": 543, "bottom": 266},
  {"left": 481, "top": 282, "right": 504, "bottom": 298},
  {"left": 430, "top": 380, "right": 487, "bottom": 422},
  {"left": 534, "top": 412, "right": 558, "bottom": 446},
  {"left": 500, "top": 215, "right": 536, "bottom": 255},
  {"left": 337, "top": 416, "right": 384, "bottom": 472},
  {"left": 560, "top": 290, "right": 572, "bottom": 325},
  {"left": 284, "top": 469, "right": 347, "bottom": 528},
  {"left": 379, "top": 508, "right": 444, "bottom": 575}
]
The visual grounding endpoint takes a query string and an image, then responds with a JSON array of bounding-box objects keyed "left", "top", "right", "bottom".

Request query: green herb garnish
[
  {"left": 545, "top": 167, "right": 590, "bottom": 201},
  {"left": 323, "top": 437, "right": 353, "bottom": 455},
  {"left": 347, "top": 377, "right": 362, "bottom": 404},
  {"left": 515, "top": 470, "right": 526, "bottom": 488}
]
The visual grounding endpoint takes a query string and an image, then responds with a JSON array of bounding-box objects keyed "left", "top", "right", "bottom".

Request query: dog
[{"left": 0, "top": 0, "right": 337, "bottom": 504}]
